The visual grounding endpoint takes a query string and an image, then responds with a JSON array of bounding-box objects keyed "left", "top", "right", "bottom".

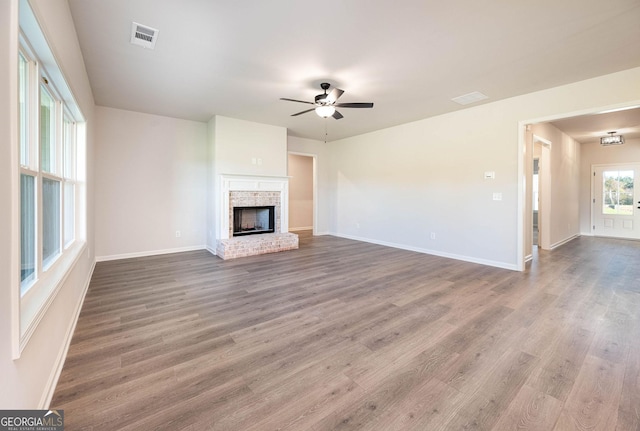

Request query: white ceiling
[{"left": 67, "top": 0, "right": 640, "bottom": 141}]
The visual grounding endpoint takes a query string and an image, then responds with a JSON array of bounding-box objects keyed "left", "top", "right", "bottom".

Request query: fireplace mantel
[
  {"left": 216, "top": 174, "right": 297, "bottom": 260},
  {"left": 218, "top": 174, "right": 291, "bottom": 240}
]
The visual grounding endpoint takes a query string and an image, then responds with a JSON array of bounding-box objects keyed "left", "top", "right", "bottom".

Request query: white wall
[
  {"left": 329, "top": 112, "right": 518, "bottom": 268},
  {"left": 94, "top": 106, "right": 208, "bottom": 259},
  {"left": 288, "top": 154, "right": 313, "bottom": 230},
  {"left": 288, "top": 136, "right": 331, "bottom": 234},
  {"left": 328, "top": 67, "right": 640, "bottom": 269},
  {"left": 213, "top": 115, "right": 287, "bottom": 177},
  {"left": 579, "top": 138, "right": 640, "bottom": 234},
  {"left": 530, "top": 123, "right": 581, "bottom": 249},
  {"left": 1, "top": 0, "right": 96, "bottom": 408}
]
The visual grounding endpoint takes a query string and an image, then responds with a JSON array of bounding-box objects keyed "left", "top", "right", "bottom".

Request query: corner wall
[{"left": 94, "top": 106, "right": 208, "bottom": 260}]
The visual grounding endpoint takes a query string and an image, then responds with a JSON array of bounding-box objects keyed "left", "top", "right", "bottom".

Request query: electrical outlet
[
  {"left": 430, "top": 232, "right": 436, "bottom": 240},
  {"left": 356, "top": 222, "right": 360, "bottom": 229},
  {"left": 175, "top": 230, "right": 181, "bottom": 238}
]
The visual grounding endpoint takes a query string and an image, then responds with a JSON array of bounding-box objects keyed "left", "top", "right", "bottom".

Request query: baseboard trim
[
  {"left": 96, "top": 245, "right": 207, "bottom": 262},
  {"left": 330, "top": 232, "right": 519, "bottom": 271},
  {"left": 549, "top": 234, "right": 580, "bottom": 250},
  {"left": 289, "top": 226, "right": 313, "bottom": 232},
  {"left": 40, "top": 258, "right": 96, "bottom": 409}
]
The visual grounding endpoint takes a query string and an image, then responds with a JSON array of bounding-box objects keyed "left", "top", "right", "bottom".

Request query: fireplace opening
[{"left": 233, "top": 206, "right": 275, "bottom": 236}]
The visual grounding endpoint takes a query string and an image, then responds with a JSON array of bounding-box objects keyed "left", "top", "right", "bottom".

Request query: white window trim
[{"left": 14, "top": 0, "right": 87, "bottom": 359}]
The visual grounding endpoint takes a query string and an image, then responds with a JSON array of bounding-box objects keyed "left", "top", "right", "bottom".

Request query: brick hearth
[{"left": 216, "top": 232, "right": 298, "bottom": 259}]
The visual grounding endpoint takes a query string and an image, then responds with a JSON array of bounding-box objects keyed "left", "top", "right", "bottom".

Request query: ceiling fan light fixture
[
  {"left": 315, "top": 105, "right": 335, "bottom": 118},
  {"left": 281, "top": 83, "right": 372, "bottom": 120}
]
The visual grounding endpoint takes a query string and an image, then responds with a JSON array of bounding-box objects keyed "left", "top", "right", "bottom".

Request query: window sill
[{"left": 18, "top": 241, "right": 86, "bottom": 358}]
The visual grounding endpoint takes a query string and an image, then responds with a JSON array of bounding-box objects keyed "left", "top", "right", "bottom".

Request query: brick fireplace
[{"left": 216, "top": 174, "right": 298, "bottom": 259}]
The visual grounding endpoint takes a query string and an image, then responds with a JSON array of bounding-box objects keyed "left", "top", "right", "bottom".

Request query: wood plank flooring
[{"left": 51, "top": 232, "right": 640, "bottom": 430}]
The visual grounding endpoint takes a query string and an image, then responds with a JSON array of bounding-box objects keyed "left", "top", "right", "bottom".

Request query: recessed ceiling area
[
  {"left": 67, "top": 0, "right": 640, "bottom": 141},
  {"left": 549, "top": 107, "right": 640, "bottom": 144}
]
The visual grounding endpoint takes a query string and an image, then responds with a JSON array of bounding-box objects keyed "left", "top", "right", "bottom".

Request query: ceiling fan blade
[
  {"left": 280, "top": 97, "right": 314, "bottom": 105},
  {"left": 332, "top": 110, "right": 344, "bottom": 120},
  {"left": 291, "top": 108, "right": 316, "bottom": 116},
  {"left": 335, "top": 102, "right": 374, "bottom": 108},
  {"left": 325, "top": 88, "right": 344, "bottom": 104}
]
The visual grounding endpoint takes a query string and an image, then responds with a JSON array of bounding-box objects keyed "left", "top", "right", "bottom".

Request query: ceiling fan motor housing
[
  {"left": 315, "top": 83, "right": 331, "bottom": 104},
  {"left": 315, "top": 93, "right": 329, "bottom": 105}
]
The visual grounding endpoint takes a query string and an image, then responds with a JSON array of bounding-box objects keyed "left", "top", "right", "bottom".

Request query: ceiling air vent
[
  {"left": 130, "top": 22, "right": 159, "bottom": 49},
  {"left": 451, "top": 91, "right": 488, "bottom": 106}
]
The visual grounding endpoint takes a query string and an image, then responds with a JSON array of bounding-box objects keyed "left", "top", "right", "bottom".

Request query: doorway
[
  {"left": 592, "top": 163, "right": 640, "bottom": 240},
  {"left": 532, "top": 135, "right": 551, "bottom": 251},
  {"left": 519, "top": 105, "right": 640, "bottom": 270},
  {"left": 287, "top": 153, "right": 315, "bottom": 234}
]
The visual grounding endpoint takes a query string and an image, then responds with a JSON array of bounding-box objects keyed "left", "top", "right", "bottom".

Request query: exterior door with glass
[{"left": 593, "top": 164, "right": 640, "bottom": 239}]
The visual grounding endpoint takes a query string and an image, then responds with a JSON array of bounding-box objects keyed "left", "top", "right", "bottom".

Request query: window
[
  {"left": 19, "top": 47, "right": 38, "bottom": 296},
  {"left": 42, "top": 177, "right": 61, "bottom": 268},
  {"left": 63, "top": 116, "right": 76, "bottom": 248},
  {"left": 16, "top": 2, "right": 85, "bottom": 355},
  {"left": 40, "top": 84, "right": 56, "bottom": 174},
  {"left": 602, "top": 170, "right": 634, "bottom": 216},
  {"left": 19, "top": 55, "right": 79, "bottom": 291},
  {"left": 20, "top": 174, "right": 36, "bottom": 286},
  {"left": 18, "top": 52, "right": 29, "bottom": 167}
]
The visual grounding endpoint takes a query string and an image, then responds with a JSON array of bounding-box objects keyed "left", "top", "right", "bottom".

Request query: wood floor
[{"left": 52, "top": 232, "right": 640, "bottom": 430}]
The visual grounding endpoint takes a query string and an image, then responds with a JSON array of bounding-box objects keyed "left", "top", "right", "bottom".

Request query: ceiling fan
[{"left": 280, "top": 82, "right": 374, "bottom": 119}]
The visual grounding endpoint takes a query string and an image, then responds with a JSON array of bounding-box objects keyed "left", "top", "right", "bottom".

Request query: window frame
[
  {"left": 15, "top": 10, "right": 86, "bottom": 358},
  {"left": 18, "top": 43, "right": 39, "bottom": 296}
]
